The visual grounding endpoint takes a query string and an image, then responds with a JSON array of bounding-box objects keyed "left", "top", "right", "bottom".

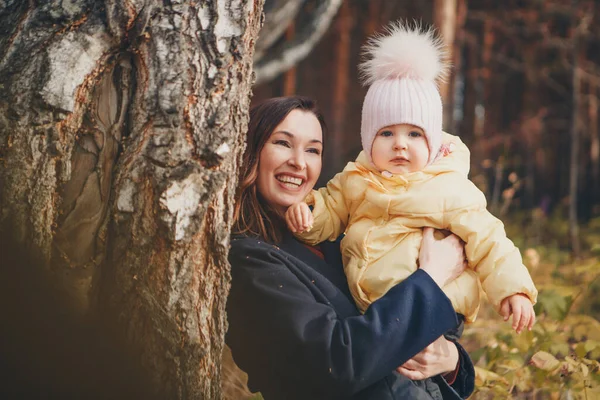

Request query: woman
[{"left": 226, "top": 96, "right": 475, "bottom": 399}]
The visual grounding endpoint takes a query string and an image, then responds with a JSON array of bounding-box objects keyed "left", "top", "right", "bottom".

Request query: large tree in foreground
[{"left": 0, "top": 0, "right": 263, "bottom": 397}]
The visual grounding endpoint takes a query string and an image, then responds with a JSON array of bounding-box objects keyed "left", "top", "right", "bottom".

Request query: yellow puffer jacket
[{"left": 300, "top": 133, "right": 537, "bottom": 322}]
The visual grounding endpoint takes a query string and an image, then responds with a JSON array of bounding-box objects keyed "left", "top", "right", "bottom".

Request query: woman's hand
[
  {"left": 418, "top": 227, "right": 467, "bottom": 288},
  {"left": 396, "top": 336, "right": 459, "bottom": 380}
]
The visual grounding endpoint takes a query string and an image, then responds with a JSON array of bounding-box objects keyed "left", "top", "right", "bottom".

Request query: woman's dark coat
[{"left": 226, "top": 232, "right": 475, "bottom": 399}]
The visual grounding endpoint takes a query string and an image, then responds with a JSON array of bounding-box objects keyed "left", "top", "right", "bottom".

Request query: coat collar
[
  {"left": 278, "top": 231, "right": 330, "bottom": 268},
  {"left": 278, "top": 231, "right": 354, "bottom": 302}
]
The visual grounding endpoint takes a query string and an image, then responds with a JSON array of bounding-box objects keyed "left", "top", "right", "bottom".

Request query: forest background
[{"left": 251, "top": 0, "right": 600, "bottom": 398}]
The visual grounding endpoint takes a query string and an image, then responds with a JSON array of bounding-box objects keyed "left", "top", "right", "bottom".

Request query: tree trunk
[
  {"left": 283, "top": 22, "right": 297, "bottom": 96},
  {"left": 433, "top": 0, "right": 457, "bottom": 130},
  {"left": 569, "top": 29, "right": 582, "bottom": 258},
  {"left": 365, "top": 0, "right": 383, "bottom": 36},
  {"left": 590, "top": 85, "right": 600, "bottom": 207},
  {"left": 0, "top": 0, "right": 264, "bottom": 398},
  {"left": 480, "top": 19, "right": 494, "bottom": 149},
  {"left": 460, "top": 32, "right": 479, "bottom": 147},
  {"left": 446, "top": 0, "right": 467, "bottom": 134},
  {"left": 331, "top": 0, "right": 354, "bottom": 172}
]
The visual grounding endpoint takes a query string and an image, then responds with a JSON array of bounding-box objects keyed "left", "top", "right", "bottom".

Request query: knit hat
[{"left": 359, "top": 22, "right": 449, "bottom": 166}]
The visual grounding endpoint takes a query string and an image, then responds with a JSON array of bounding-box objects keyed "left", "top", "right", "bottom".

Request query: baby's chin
[{"left": 379, "top": 165, "right": 412, "bottom": 176}]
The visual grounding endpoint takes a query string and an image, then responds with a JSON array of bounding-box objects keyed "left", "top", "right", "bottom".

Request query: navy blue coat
[{"left": 226, "top": 232, "right": 475, "bottom": 399}]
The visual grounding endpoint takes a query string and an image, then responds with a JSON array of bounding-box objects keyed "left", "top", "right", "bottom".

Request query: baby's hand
[
  {"left": 500, "top": 294, "right": 535, "bottom": 334},
  {"left": 285, "top": 202, "right": 314, "bottom": 233}
]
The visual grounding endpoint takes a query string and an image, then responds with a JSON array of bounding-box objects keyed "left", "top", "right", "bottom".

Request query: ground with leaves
[{"left": 464, "top": 214, "right": 600, "bottom": 399}]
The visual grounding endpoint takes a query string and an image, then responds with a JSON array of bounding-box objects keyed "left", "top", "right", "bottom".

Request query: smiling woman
[
  {"left": 233, "top": 97, "right": 327, "bottom": 243},
  {"left": 256, "top": 109, "right": 323, "bottom": 213}
]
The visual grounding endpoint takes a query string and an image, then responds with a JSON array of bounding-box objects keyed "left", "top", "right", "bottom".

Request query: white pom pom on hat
[
  {"left": 359, "top": 21, "right": 450, "bottom": 166},
  {"left": 360, "top": 21, "right": 449, "bottom": 84}
]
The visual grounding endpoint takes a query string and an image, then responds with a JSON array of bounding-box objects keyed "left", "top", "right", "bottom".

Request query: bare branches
[
  {"left": 254, "top": 0, "right": 342, "bottom": 85},
  {"left": 254, "top": 0, "right": 304, "bottom": 59}
]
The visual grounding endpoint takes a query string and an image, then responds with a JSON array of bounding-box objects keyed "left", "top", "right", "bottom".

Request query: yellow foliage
[
  {"left": 466, "top": 240, "right": 600, "bottom": 399},
  {"left": 529, "top": 351, "right": 560, "bottom": 371},
  {"left": 474, "top": 366, "right": 509, "bottom": 387},
  {"left": 566, "top": 315, "right": 600, "bottom": 341}
]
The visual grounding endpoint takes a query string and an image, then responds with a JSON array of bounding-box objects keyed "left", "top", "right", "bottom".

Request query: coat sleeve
[
  {"left": 448, "top": 341, "right": 475, "bottom": 399},
  {"left": 296, "top": 170, "right": 352, "bottom": 245},
  {"left": 226, "top": 238, "right": 460, "bottom": 398},
  {"left": 445, "top": 181, "right": 538, "bottom": 312}
]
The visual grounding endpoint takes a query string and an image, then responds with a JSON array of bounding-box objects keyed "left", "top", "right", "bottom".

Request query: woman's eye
[
  {"left": 274, "top": 140, "right": 291, "bottom": 147},
  {"left": 307, "top": 148, "right": 321, "bottom": 155},
  {"left": 409, "top": 131, "right": 422, "bottom": 137},
  {"left": 379, "top": 130, "right": 393, "bottom": 137}
]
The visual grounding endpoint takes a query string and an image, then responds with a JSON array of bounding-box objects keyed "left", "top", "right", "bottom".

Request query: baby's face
[{"left": 371, "top": 124, "right": 429, "bottom": 175}]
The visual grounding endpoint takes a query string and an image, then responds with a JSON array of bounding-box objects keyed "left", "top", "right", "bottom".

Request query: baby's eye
[
  {"left": 379, "top": 130, "right": 393, "bottom": 137},
  {"left": 409, "top": 131, "right": 423, "bottom": 138}
]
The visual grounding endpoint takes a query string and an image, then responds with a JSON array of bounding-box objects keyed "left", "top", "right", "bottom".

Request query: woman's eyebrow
[{"left": 274, "top": 130, "right": 322, "bottom": 144}]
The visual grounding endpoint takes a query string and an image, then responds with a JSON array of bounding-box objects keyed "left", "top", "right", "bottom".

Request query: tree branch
[
  {"left": 254, "top": 0, "right": 304, "bottom": 60},
  {"left": 253, "top": 0, "right": 342, "bottom": 85}
]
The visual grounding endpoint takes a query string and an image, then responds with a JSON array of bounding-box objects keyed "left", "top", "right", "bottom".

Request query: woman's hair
[{"left": 233, "top": 96, "right": 327, "bottom": 243}]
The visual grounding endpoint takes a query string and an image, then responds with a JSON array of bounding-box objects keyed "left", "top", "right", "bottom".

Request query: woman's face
[{"left": 256, "top": 109, "right": 323, "bottom": 214}]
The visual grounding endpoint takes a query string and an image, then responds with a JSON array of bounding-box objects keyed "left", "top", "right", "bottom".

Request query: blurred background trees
[{"left": 254, "top": 0, "right": 600, "bottom": 258}]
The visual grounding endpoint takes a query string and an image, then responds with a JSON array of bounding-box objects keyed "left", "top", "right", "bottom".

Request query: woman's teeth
[{"left": 276, "top": 175, "right": 303, "bottom": 187}]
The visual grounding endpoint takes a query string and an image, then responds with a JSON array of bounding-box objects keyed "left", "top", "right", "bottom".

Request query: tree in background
[
  {"left": 457, "top": 0, "right": 600, "bottom": 255},
  {"left": 252, "top": 0, "right": 342, "bottom": 85}
]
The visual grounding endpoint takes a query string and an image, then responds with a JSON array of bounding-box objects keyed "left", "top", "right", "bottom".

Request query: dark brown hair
[{"left": 233, "top": 96, "right": 328, "bottom": 243}]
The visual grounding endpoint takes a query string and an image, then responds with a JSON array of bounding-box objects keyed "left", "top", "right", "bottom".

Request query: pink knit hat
[{"left": 359, "top": 22, "right": 449, "bottom": 166}]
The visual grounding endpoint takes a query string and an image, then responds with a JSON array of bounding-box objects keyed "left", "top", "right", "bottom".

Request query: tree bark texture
[{"left": 0, "top": 0, "right": 264, "bottom": 398}]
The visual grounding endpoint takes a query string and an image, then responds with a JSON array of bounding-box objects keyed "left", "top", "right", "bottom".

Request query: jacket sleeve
[
  {"left": 296, "top": 171, "right": 352, "bottom": 245},
  {"left": 448, "top": 341, "right": 475, "bottom": 399},
  {"left": 226, "top": 239, "right": 460, "bottom": 398},
  {"left": 445, "top": 181, "right": 538, "bottom": 312}
]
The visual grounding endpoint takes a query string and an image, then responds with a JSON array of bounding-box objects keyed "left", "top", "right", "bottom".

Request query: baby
[{"left": 285, "top": 23, "right": 537, "bottom": 333}]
